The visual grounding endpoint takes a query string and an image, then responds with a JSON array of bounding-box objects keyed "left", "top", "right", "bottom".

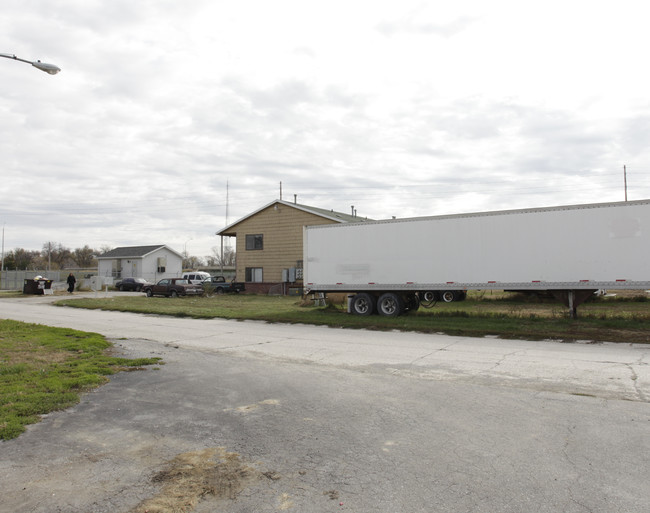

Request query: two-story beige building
[{"left": 216, "top": 200, "right": 368, "bottom": 294}]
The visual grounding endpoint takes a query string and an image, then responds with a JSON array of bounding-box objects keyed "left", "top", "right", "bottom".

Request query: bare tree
[
  {"left": 210, "top": 246, "right": 236, "bottom": 267},
  {"left": 41, "top": 242, "right": 72, "bottom": 270},
  {"left": 3, "top": 248, "right": 40, "bottom": 270},
  {"left": 183, "top": 255, "right": 205, "bottom": 270},
  {"left": 98, "top": 245, "right": 113, "bottom": 256},
  {"left": 73, "top": 245, "right": 97, "bottom": 267}
]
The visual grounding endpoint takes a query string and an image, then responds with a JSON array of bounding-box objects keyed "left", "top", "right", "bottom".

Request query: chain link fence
[{"left": 0, "top": 270, "right": 97, "bottom": 291}]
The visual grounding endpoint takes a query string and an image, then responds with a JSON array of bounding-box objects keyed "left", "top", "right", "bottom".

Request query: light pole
[{"left": 1, "top": 53, "right": 61, "bottom": 74}]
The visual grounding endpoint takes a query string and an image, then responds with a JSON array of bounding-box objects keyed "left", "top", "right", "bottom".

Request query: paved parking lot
[{"left": 1, "top": 294, "right": 649, "bottom": 512}]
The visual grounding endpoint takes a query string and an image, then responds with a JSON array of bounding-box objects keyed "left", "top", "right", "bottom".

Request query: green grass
[
  {"left": 54, "top": 292, "right": 650, "bottom": 344},
  {"left": 0, "top": 320, "right": 162, "bottom": 440}
]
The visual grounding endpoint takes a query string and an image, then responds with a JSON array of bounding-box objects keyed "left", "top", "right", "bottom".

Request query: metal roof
[{"left": 216, "top": 200, "right": 371, "bottom": 236}]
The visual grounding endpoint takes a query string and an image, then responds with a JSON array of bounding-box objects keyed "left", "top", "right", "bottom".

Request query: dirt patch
[{"left": 130, "top": 447, "right": 264, "bottom": 513}]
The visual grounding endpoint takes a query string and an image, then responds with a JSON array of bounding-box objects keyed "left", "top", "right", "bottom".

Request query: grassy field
[
  {"left": 54, "top": 291, "right": 650, "bottom": 344},
  {"left": 0, "top": 320, "right": 161, "bottom": 440}
]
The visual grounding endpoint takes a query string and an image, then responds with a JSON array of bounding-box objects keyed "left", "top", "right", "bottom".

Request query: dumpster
[{"left": 23, "top": 278, "right": 53, "bottom": 295}]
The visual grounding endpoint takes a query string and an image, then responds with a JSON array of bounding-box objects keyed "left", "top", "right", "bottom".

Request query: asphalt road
[{"left": 1, "top": 293, "right": 649, "bottom": 513}]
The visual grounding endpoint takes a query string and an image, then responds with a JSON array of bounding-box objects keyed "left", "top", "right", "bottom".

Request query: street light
[{"left": 1, "top": 53, "right": 61, "bottom": 75}]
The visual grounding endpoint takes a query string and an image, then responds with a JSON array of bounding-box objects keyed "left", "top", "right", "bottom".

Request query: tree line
[
  {"left": 2, "top": 243, "right": 237, "bottom": 271},
  {"left": 2, "top": 242, "right": 105, "bottom": 270}
]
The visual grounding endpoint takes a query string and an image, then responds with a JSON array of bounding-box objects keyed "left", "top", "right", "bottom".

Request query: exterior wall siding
[
  {"left": 97, "top": 249, "right": 183, "bottom": 282},
  {"left": 232, "top": 204, "right": 339, "bottom": 285}
]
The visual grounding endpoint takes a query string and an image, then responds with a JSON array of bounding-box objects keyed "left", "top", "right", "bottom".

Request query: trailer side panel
[{"left": 304, "top": 200, "right": 650, "bottom": 292}]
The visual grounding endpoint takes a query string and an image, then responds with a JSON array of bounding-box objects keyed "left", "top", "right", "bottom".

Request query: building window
[
  {"left": 111, "top": 260, "right": 122, "bottom": 278},
  {"left": 157, "top": 256, "right": 167, "bottom": 273},
  {"left": 245, "top": 234, "right": 263, "bottom": 250},
  {"left": 245, "top": 267, "right": 263, "bottom": 282}
]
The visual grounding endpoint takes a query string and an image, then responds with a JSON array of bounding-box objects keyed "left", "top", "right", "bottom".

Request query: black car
[{"left": 114, "top": 277, "right": 151, "bottom": 292}]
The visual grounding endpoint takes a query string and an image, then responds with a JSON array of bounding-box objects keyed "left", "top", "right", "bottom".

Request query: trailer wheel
[
  {"left": 377, "top": 292, "right": 405, "bottom": 317},
  {"left": 351, "top": 293, "right": 376, "bottom": 316},
  {"left": 441, "top": 291, "right": 456, "bottom": 303},
  {"left": 422, "top": 291, "right": 438, "bottom": 302}
]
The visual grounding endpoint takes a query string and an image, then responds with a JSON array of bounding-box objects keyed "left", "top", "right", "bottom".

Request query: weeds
[{"left": 0, "top": 320, "right": 162, "bottom": 440}]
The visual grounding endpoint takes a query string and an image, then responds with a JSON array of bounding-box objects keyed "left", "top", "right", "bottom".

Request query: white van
[{"left": 182, "top": 271, "right": 211, "bottom": 284}]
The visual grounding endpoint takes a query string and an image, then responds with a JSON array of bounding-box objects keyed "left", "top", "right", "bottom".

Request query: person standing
[{"left": 66, "top": 273, "right": 76, "bottom": 294}]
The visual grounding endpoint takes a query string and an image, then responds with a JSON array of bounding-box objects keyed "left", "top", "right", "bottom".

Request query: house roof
[
  {"left": 216, "top": 200, "right": 370, "bottom": 236},
  {"left": 98, "top": 245, "right": 182, "bottom": 259}
]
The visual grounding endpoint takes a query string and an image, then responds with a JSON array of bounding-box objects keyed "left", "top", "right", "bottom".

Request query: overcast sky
[{"left": 2, "top": 0, "right": 649, "bottom": 259}]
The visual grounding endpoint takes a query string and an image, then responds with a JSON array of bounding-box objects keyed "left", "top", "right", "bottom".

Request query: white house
[{"left": 97, "top": 245, "right": 183, "bottom": 282}]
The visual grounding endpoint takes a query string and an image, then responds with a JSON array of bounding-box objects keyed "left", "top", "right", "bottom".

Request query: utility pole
[
  {"left": 220, "top": 181, "right": 229, "bottom": 274},
  {"left": 623, "top": 165, "right": 628, "bottom": 201},
  {"left": 1, "top": 223, "right": 5, "bottom": 274}
]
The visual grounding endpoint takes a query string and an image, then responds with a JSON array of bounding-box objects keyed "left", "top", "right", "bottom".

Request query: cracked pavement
[{"left": 1, "top": 293, "right": 649, "bottom": 512}]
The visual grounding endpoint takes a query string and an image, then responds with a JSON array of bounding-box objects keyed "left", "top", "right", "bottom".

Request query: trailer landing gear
[{"left": 552, "top": 290, "right": 597, "bottom": 319}]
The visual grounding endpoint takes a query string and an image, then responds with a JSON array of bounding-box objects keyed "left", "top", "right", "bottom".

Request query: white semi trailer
[{"left": 303, "top": 199, "right": 650, "bottom": 317}]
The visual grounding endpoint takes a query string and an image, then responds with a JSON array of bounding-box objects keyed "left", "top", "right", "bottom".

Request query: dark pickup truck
[
  {"left": 201, "top": 276, "right": 245, "bottom": 295},
  {"left": 142, "top": 278, "right": 204, "bottom": 298}
]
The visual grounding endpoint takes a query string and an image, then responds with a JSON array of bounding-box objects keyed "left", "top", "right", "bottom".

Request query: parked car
[
  {"left": 114, "top": 277, "right": 152, "bottom": 292},
  {"left": 201, "top": 276, "right": 246, "bottom": 295},
  {"left": 141, "top": 278, "right": 204, "bottom": 298},
  {"left": 182, "top": 271, "right": 211, "bottom": 284}
]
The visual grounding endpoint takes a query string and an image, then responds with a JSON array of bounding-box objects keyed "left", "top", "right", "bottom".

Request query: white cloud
[{"left": 0, "top": 0, "right": 648, "bottom": 259}]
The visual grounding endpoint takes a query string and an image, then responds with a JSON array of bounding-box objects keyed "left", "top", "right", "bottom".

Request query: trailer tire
[
  {"left": 422, "top": 291, "right": 438, "bottom": 302},
  {"left": 377, "top": 292, "right": 405, "bottom": 317},
  {"left": 441, "top": 291, "right": 456, "bottom": 303},
  {"left": 351, "top": 293, "right": 376, "bottom": 316}
]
